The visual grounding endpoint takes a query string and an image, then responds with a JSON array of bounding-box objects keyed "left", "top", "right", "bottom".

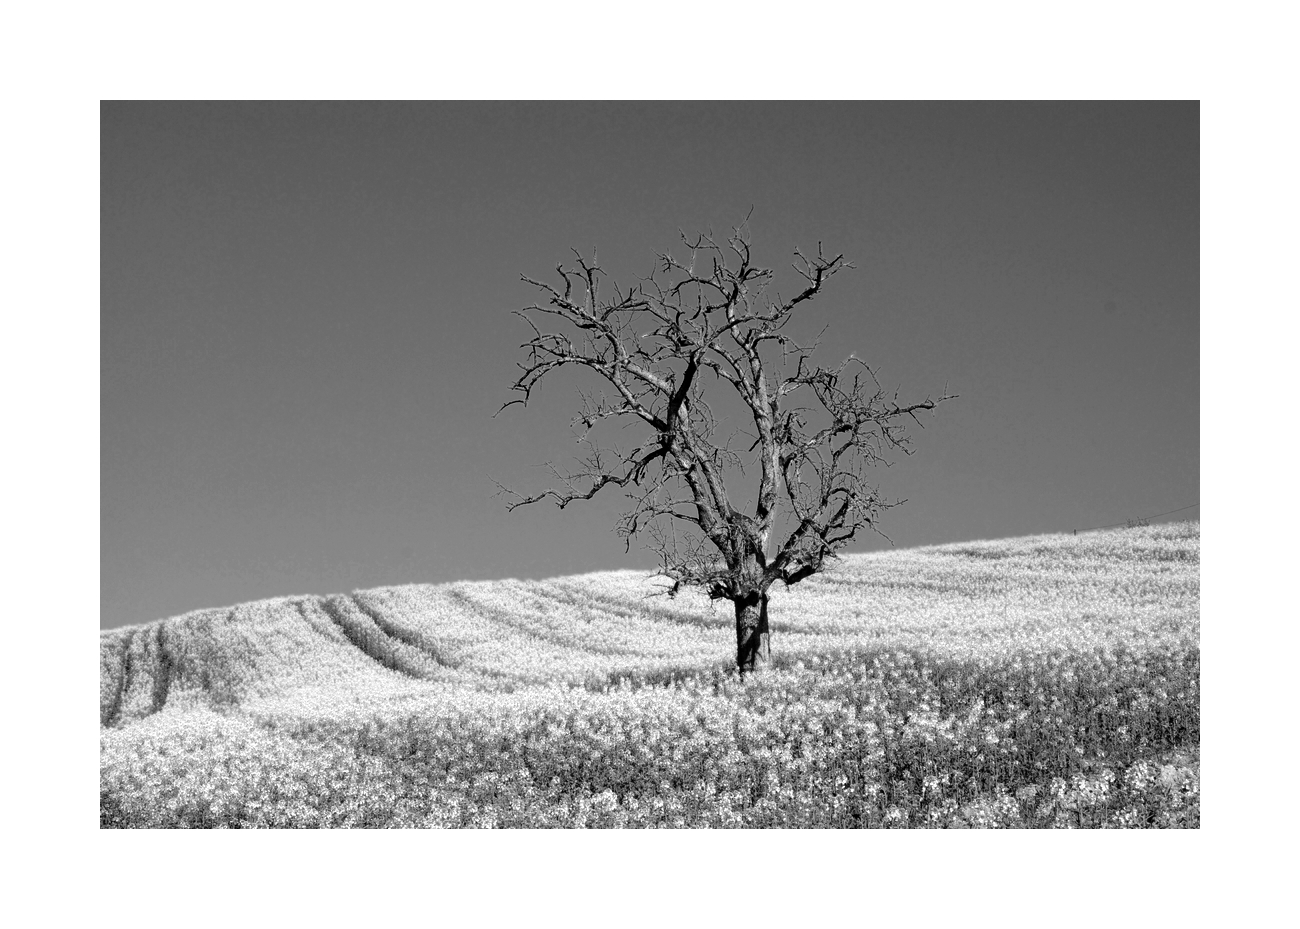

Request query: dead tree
[{"left": 498, "top": 218, "right": 955, "bottom": 678}]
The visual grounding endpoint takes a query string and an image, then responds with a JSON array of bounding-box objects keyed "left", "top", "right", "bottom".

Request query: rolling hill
[{"left": 100, "top": 522, "right": 1200, "bottom": 828}]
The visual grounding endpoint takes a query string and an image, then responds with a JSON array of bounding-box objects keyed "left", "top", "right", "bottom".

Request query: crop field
[{"left": 100, "top": 521, "right": 1199, "bottom": 828}]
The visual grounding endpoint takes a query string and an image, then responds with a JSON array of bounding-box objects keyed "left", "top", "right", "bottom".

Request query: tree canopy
[{"left": 499, "top": 218, "right": 954, "bottom": 674}]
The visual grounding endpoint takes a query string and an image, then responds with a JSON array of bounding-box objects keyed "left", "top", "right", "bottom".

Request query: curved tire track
[
  {"left": 317, "top": 593, "right": 462, "bottom": 680},
  {"left": 101, "top": 628, "right": 137, "bottom": 728},
  {"left": 151, "top": 624, "right": 174, "bottom": 714}
]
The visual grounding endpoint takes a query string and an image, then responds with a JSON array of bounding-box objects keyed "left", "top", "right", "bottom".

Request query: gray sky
[{"left": 101, "top": 101, "right": 1198, "bottom": 629}]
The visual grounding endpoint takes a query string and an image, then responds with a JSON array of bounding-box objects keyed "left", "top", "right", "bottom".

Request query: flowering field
[{"left": 100, "top": 521, "right": 1199, "bottom": 828}]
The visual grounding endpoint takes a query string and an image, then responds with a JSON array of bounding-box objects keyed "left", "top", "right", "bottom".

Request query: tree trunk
[{"left": 735, "top": 590, "right": 771, "bottom": 678}]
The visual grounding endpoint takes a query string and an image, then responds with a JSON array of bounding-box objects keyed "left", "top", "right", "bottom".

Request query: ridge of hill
[{"left": 101, "top": 522, "right": 1199, "bottom": 729}]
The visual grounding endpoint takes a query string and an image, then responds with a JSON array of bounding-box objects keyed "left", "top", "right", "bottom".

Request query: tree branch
[{"left": 497, "top": 218, "right": 956, "bottom": 606}]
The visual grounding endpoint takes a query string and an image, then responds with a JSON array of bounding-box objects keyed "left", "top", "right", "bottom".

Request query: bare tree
[{"left": 497, "top": 218, "right": 955, "bottom": 677}]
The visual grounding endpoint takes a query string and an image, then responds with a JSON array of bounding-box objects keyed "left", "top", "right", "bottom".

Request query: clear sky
[{"left": 101, "top": 101, "right": 1198, "bottom": 629}]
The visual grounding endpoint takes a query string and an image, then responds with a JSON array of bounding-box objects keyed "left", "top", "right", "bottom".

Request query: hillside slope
[
  {"left": 101, "top": 523, "right": 1199, "bottom": 828},
  {"left": 102, "top": 522, "right": 1199, "bottom": 725}
]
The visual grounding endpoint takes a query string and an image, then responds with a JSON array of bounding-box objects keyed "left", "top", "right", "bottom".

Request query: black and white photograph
[
  {"left": 100, "top": 99, "right": 1202, "bottom": 832},
  {"left": 13, "top": 3, "right": 1295, "bottom": 924}
]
